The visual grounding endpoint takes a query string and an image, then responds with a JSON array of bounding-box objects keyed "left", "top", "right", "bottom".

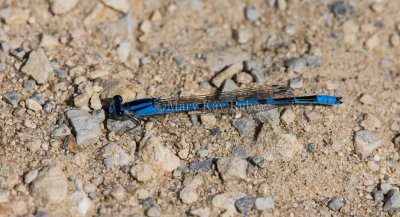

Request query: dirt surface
[{"left": 0, "top": 0, "right": 400, "bottom": 216}]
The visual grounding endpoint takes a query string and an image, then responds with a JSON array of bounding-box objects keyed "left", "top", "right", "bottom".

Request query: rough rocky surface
[{"left": 0, "top": 1, "right": 399, "bottom": 216}]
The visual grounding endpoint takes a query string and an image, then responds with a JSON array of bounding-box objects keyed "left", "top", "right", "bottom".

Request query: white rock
[
  {"left": 50, "top": 0, "right": 79, "bottom": 14},
  {"left": 72, "top": 191, "right": 91, "bottom": 215},
  {"left": 130, "top": 163, "right": 156, "bottom": 182},
  {"left": 0, "top": 188, "right": 9, "bottom": 203},
  {"left": 255, "top": 197, "right": 275, "bottom": 210},
  {"left": 30, "top": 165, "right": 68, "bottom": 205},
  {"left": 280, "top": 109, "right": 296, "bottom": 124},
  {"left": 117, "top": 41, "right": 130, "bottom": 62},
  {"left": 25, "top": 139, "right": 41, "bottom": 153},
  {"left": 189, "top": 207, "right": 210, "bottom": 217},
  {"left": 110, "top": 186, "right": 125, "bottom": 201},
  {"left": 180, "top": 187, "right": 198, "bottom": 204},
  {"left": 74, "top": 93, "right": 91, "bottom": 108},
  {"left": 141, "top": 137, "right": 181, "bottom": 172},
  {"left": 90, "top": 93, "right": 102, "bottom": 110},
  {"left": 354, "top": 130, "right": 382, "bottom": 158},
  {"left": 101, "top": 142, "right": 130, "bottom": 169},
  {"left": 26, "top": 98, "right": 42, "bottom": 111},
  {"left": 24, "top": 169, "right": 39, "bottom": 184},
  {"left": 21, "top": 48, "right": 53, "bottom": 84},
  {"left": 360, "top": 114, "right": 381, "bottom": 131},
  {"left": 40, "top": 34, "right": 60, "bottom": 48},
  {"left": 65, "top": 109, "right": 101, "bottom": 146}
]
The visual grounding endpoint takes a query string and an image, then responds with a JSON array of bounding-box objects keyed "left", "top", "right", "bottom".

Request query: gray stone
[
  {"left": 307, "top": 143, "right": 316, "bottom": 153},
  {"left": 140, "top": 57, "right": 150, "bottom": 66},
  {"left": 196, "top": 149, "right": 209, "bottom": 158},
  {"left": 21, "top": 48, "right": 53, "bottom": 84},
  {"left": 255, "top": 197, "right": 275, "bottom": 210},
  {"left": 51, "top": 125, "right": 71, "bottom": 138},
  {"left": 232, "top": 116, "right": 255, "bottom": 137},
  {"left": 235, "top": 196, "right": 255, "bottom": 215},
  {"left": 383, "top": 189, "right": 400, "bottom": 211},
  {"left": 190, "top": 159, "right": 214, "bottom": 172},
  {"left": 302, "top": 54, "right": 321, "bottom": 68},
  {"left": 250, "top": 68, "right": 266, "bottom": 84},
  {"left": 23, "top": 80, "right": 36, "bottom": 91},
  {"left": 3, "top": 91, "right": 20, "bottom": 106},
  {"left": 175, "top": 56, "right": 187, "bottom": 67},
  {"left": 10, "top": 47, "right": 26, "bottom": 60},
  {"left": 327, "top": 197, "right": 344, "bottom": 211},
  {"left": 232, "top": 144, "right": 247, "bottom": 157},
  {"left": 206, "top": 47, "right": 250, "bottom": 72},
  {"left": 221, "top": 79, "right": 238, "bottom": 92},
  {"left": 35, "top": 211, "right": 51, "bottom": 217},
  {"left": 190, "top": 114, "right": 200, "bottom": 127},
  {"left": 180, "top": 0, "right": 204, "bottom": 11},
  {"left": 43, "top": 101, "right": 55, "bottom": 113},
  {"left": 0, "top": 62, "right": 6, "bottom": 71},
  {"left": 331, "top": 1, "right": 353, "bottom": 19},
  {"left": 372, "top": 189, "right": 384, "bottom": 201},
  {"left": 248, "top": 155, "right": 268, "bottom": 168},
  {"left": 285, "top": 57, "right": 306, "bottom": 73},
  {"left": 244, "top": 6, "right": 260, "bottom": 21},
  {"left": 24, "top": 169, "right": 39, "bottom": 184},
  {"left": 255, "top": 108, "right": 280, "bottom": 125},
  {"left": 289, "top": 76, "right": 304, "bottom": 89},
  {"left": 31, "top": 92, "right": 45, "bottom": 105},
  {"left": 65, "top": 109, "right": 101, "bottom": 146},
  {"left": 106, "top": 119, "right": 140, "bottom": 133},
  {"left": 380, "top": 182, "right": 392, "bottom": 194},
  {"left": 88, "top": 191, "right": 96, "bottom": 200}
]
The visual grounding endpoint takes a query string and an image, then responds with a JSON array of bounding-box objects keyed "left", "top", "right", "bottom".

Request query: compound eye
[{"left": 113, "top": 95, "right": 123, "bottom": 103}]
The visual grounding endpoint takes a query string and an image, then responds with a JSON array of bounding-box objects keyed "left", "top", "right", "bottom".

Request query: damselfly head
[{"left": 109, "top": 95, "right": 125, "bottom": 120}]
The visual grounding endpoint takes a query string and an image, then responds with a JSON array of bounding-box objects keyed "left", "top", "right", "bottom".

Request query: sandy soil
[{"left": 0, "top": 0, "right": 399, "bottom": 216}]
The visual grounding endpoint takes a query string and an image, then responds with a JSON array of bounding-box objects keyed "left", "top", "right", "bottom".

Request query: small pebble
[
  {"left": 147, "top": 206, "right": 161, "bottom": 217},
  {"left": 360, "top": 114, "right": 382, "bottom": 131},
  {"left": 305, "top": 111, "right": 321, "bottom": 124},
  {"left": 0, "top": 62, "right": 5, "bottom": 71},
  {"left": 327, "top": 197, "right": 344, "bottom": 211},
  {"left": 92, "top": 109, "right": 106, "bottom": 123},
  {"left": 235, "top": 72, "right": 253, "bottom": 84},
  {"left": 255, "top": 197, "right": 275, "bottom": 210},
  {"left": 372, "top": 189, "right": 384, "bottom": 201},
  {"left": 383, "top": 189, "right": 400, "bottom": 211},
  {"left": 190, "top": 159, "right": 214, "bottom": 172},
  {"left": 24, "top": 169, "right": 39, "bottom": 184},
  {"left": 211, "top": 63, "right": 243, "bottom": 87},
  {"left": 140, "top": 20, "right": 151, "bottom": 33},
  {"left": 11, "top": 47, "right": 26, "bottom": 60},
  {"left": 285, "top": 57, "right": 307, "bottom": 74},
  {"left": 180, "top": 187, "right": 198, "bottom": 204},
  {"left": 289, "top": 76, "right": 304, "bottom": 89},
  {"left": 248, "top": 155, "right": 268, "bottom": 168},
  {"left": 360, "top": 94, "right": 375, "bottom": 105},
  {"left": 21, "top": 48, "right": 53, "bottom": 84},
  {"left": 30, "top": 92, "right": 45, "bottom": 105},
  {"left": 190, "top": 114, "right": 200, "bottom": 126},
  {"left": 280, "top": 109, "right": 296, "bottom": 124},
  {"left": 307, "top": 143, "right": 316, "bottom": 153},
  {"left": 302, "top": 54, "right": 321, "bottom": 67},
  {"left": 66, "top": 109, "right": 101, "bottom": 146},
  {"left": 189, "top": 207, "right": 210, "bottom": 217},
  {"left": 110, "top": 186, "right": 125, "bottom": 201},
  {"left": 331, "top": 1, "right": 353, "bottom": 18},
  {"left": 200, "top": 113, "right": 217, "bottom": 129},
  {"left": 71, "top": 191, "right": 91, "bottom": 215},
  {"left": 23, "top": 80, "right": 36, "bottom": 91},
  {"left": 101, "top": 142, "right": 130, "bottom": 170},
  {"left": 244, "top": 6, "right": 260, "bottom": 21},
  {"left": 130, "top": 163, "right": 156, "bottom": 182},
  {"left": 232, "top": 116, "right": 255, "bottom": 137},
  {"left": 234, "top": 28, "right": 252, "bottom": 44},
  {"left": 380, "top": 182, "right": 392, "bottom": 194},
  {"left": 175, "top": 56, "right": 187, "bottom": 67},
  {"left": 106, "top": 119, "right": 139, "bottom": 132},
  {"left": 354, "top": 130, "right": 382, "bottom": 158},
  {"left": 43, "top": 101, "right": 55, "bottom": 113},
  {"left": 216, "top": 157, "right": 247, "bottom": 181},
  {"left": 140, "top": 57, "right": 150, "bottom": 66},
  {"left": 26, "top": 98, "right": 42, "bottom": 111},
  {"left": 51, "top": 125, "right": 71, "bottom": 138},
  {"left": 196, "top": 149, "right": 209, "bottom": 158},
  {"left": 221, "top": 79, "right": 238, "bottom": 92},
  {"left": 3, "top": 92, "right": 20, "bottom": 106},
  {"left": 232, "top": 144, "right": 247, "bottom": 157},
  {"left": 74, "top": 93, "right": 90, "bottom": 108},
  {"left": 250, "top": 68, "right": 266, "bottom": 84},
  {"left": 255, "top": 108, "right": 280, "bottom": 125},
  {"left": 235, "top": 196, "right": 255, "bottom": 215}
]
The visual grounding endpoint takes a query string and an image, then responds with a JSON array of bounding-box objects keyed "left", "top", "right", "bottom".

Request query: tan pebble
[
  {"left": 366, "top": 34, "right": 379, "bottom": 50},
  {"left": 211, "top": 63, "right": 243, "bottom": 87},
  {"left": 235, "top": 72, "right": 253, "bottom": 84},
  {"left": 140, "top": 20, "right": 151, "bottom": 33},
  {"left": 281, "top": 109, "right": 296, "bottom": 124},
  {"left": 278, "top": 0, "right": 287, "bottom": 11},
  {"left": 360, "top": 114, "right": 382, "bottom": 131},
  {"left": 130, "top": 163, "right": 156, "bottom": 182},
  {"left": 24, "top": 119, "right": 36, "bottom": 128},
  {"left": 360, "top": 94, "right": 375, "bottom": 105},
  {"left": 325, "top": 80, "right": 338, "bottom": 90},
  {"left": 74, "top": 93, "right": 91, "bottom": 108},
  {"left": 178, "top": 149, "right": 189, "bottom": 159},
  {"left": 40, "top": 34, "right": 60, "bottom": 48},
  {"left": 370, "top": 2, "right": 384, "bottom": 13},
  {"left": 89, "top": 70, "right": 110, "bottom": 80},
  {"left": 25, "top": 99, "right": 42, "bottom": 111},
  {"left": 90, "top": 94, "right": 102, "bottom": 110},
  {"left": 234, "top": 28, "right": 252, "bottom": 44},
  {"left": 342, "top": 20, "right": 359, "bottom": 45},
  {"left": 110, "top": 186, "right": 125, "bottom": 201},
  {"left": 151, "top": 9, "right": 162, "bottom": 21},
  {"left": 135, "top": 189, "right": 150, "bottom": 200},
  {"left": 360, "top": 23, "right": 375, "bottom": 34},
  {"left": 200, "top": 114, "right": 217, "bottom": 129}
]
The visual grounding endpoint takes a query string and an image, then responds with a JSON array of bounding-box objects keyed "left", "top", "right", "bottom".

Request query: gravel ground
[{"left": 0, "top": 0, "right": 400, "bottom": 216}]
